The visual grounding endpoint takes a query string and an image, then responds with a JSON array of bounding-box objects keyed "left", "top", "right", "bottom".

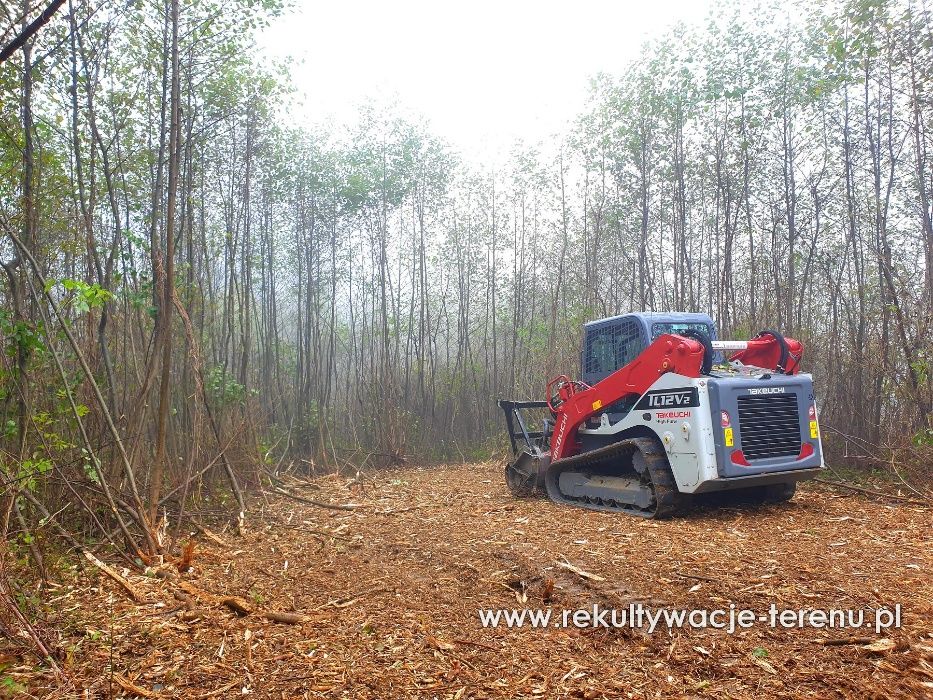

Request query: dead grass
[{"left": 11, "top": 463, "right": 933, "bottom": 698}]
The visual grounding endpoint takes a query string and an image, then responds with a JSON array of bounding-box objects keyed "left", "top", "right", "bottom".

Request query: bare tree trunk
[{"left": 151, "top": 0, "right": 181, "bottom": 528}]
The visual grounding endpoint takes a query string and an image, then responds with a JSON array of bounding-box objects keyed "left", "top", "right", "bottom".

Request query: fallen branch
[
  {"left": 453, "top": 638, "right": 500, "bottom": 651},
  {"left": 177, "top": 580, "right": 310, "bottom": 624},
  {"left": 191, "top": 521, "right": 228, "bottom": 547},
  {"left": 193, "top": 679, "right": 240, "bottom": 699},
  {"left": 815, "top": 636, "right": 875, "bottom": 646},
  {"left": 814, "top": 478, "right": 930, "bottom": 506},
  {"left": 113, "top": 673, "right": 159, "bottom": 698},
  {"left": 220, "top": 596, "right": 251, "bottom": 616},
  {"left": 178, "top": 607, "right": 211, "bottom": 622},
  {"left": 676, "top": 572, "right": 718, "bottom": 583},
  {"left": 276, "top": 524, "right": 355, "bottom": 542},
  {"left": 374, "top": 506, "right": 421, "bottom": 515},
  {"left": 557, "top": 558, "right": 606, "bottom": 582},
  {"left": 272, "top": 473, "right": 322, "bottom": 490},
  {"left": 315, "top": 585, "right": 389, "bottom": 610},
  {"left": 270, "top": 486, "right": 361, "bottom": 511},
  {"left": 263, "top": 611, "right": 310, "bottom": 624},
  {"left": 83, "top": 550, "right": 143, "bottom": 602}
]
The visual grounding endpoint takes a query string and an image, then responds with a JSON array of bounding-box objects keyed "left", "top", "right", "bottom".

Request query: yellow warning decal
[
  {"left": 809, "top": 421, "right": 819, "bottom": 439},
  {"left": 724, "top": 427, "right": 734, "bottom": 447},
  {"left": 592, "top": 399, "right": 603, "bottom": 411}
]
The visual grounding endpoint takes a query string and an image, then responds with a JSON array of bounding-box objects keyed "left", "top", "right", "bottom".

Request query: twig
[
  {"left": 815, "top": 636, "right": 875, "bottom": 646},
  {"left": 315, "top": 585, "right": 389, "bottom": 610},
  {"left": 274, "top": 524, "right": 355, "bottom": 542},
  {"left": 269, "top": 486, "right": 361, "bottom": 511},
  {"left": 191, "top": 520, "right": 228, "bottom": 547},
  {"left": 178, "top": 580, "right": 311, "bottom": 624},
  {"left": 813, "top": 478, "right": 930, "bottom": 506},
  {"left": 453, "top": 638, "right": 500, "bottom": 651},
  {"left": 83, "top": 550, "right": 143, "bottom": 602},
  {"left": 886, "top": 454, "right": 930, "bottom": 500},
  {"left": 193, "top": 679, "right": 240, "bottom": 698},
  {"left": 557, "top": 558, "right": 606, "bottom": 582},
  {"left": 676, "top": 572, "right": 718, "bottom": 583},
  {"left": 113, "top": 673, "right": 159, "bottom": 698}
]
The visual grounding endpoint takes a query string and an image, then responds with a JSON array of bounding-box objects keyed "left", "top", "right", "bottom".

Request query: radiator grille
[{"left": 736, "top": 393, "right": 801, "bottom": 460}]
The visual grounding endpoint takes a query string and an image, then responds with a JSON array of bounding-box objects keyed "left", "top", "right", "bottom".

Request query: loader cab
[{"left": 581, "top": 312, "right": 717, "bottom": 386}]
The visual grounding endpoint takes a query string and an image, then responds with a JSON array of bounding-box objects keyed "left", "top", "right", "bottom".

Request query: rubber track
[
  {"left": 544, "top": 437, "right": 684, "bottom": 519},
  {"left": 635, "top": 438, "right": 684, "bottom": 519}
]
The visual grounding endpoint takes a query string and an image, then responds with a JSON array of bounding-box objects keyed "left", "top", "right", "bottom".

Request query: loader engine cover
[{"left": 705, "top": 373, "right": 822, "bottom": 478}]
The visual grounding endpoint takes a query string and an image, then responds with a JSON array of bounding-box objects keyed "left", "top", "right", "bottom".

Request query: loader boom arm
[{"left": 549, "top": 334, "right": 705, "bottom": 460}]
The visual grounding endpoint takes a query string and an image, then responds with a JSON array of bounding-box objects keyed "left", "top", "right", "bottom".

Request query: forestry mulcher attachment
[{"left": 499, "top": 313, "right": 824, "bottom": 518}]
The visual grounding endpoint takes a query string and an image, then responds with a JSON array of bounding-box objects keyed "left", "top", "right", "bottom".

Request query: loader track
[{"left": 544, "top": 438, "right": 684, "bottom": 518}]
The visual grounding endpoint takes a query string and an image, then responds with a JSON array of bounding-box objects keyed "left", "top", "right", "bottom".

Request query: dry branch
[
  {"left": 82, "top": 550, "right": 142, "bottom": 602},
  {"left": 178, "top": 607, "right": 211, "bottom": 622},
  {"left": 814, "top": 478, "right": 931, "bottom": 506},
  {"left": 557, "top": 558, "right": 606, "bottom": 582},
  {"left": 815, "top": 636, "right": 876, "bottom": 646},
  {"left": 270, "top": 486, "right": 361, "bottom": 511},
  {"left": 113, "top": 673, "right": 160, "bottom": 698},
  {"left": 220, "top": 596, "right": 251, "bottom": 616},
  {"left": 176, "top": 580, "right": 311, "bottom": 624},
  {"left": 262, "top": 611, "right": 310, "bottom": 624},
  {"left": 192, "top": 679, "right": 241, "bottom": 698},
  {"left": 315, "top": 585, "right": 389, "bottom": 610},
  {"left": 191, "top": 521, "right": 228, "bottom": 547}
]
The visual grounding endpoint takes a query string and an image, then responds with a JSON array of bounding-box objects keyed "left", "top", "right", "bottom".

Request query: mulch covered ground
[{"left": 16, "top": 462, "right": 933, "bottom": 698}]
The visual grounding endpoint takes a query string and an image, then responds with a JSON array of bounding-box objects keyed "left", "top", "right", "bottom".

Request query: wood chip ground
[{"left": 15, "top": 463, "right": 933, "bottom": 698}]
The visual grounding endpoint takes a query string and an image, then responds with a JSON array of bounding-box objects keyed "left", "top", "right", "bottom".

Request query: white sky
[{"left": 259, "top": 0, "right": 718, "bottom": 162}]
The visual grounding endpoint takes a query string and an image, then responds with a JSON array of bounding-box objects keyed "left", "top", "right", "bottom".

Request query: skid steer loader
[{"left": 499, "top": 313, "right": 824, "bottom": 518}]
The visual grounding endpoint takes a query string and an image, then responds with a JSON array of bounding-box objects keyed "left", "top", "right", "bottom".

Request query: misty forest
[{"left": 0, "top": 0, "right": 931, "bottom": 696}]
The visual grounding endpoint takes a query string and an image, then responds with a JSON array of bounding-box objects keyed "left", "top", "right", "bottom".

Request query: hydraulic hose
[{"left": 755, "top": 329, "right": 790, "bottom": 374}]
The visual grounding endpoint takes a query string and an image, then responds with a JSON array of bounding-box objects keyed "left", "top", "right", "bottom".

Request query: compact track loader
[{"left": 499, "top": 313, "right": 824, "bottom": 518}]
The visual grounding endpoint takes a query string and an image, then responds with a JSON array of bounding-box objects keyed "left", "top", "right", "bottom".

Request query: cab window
[
  {"left": 651, "top": 322, "right": 714, "bottom": 341},
  {"left": 585, "top": 319, "right": 644, "bottom": 378}
]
